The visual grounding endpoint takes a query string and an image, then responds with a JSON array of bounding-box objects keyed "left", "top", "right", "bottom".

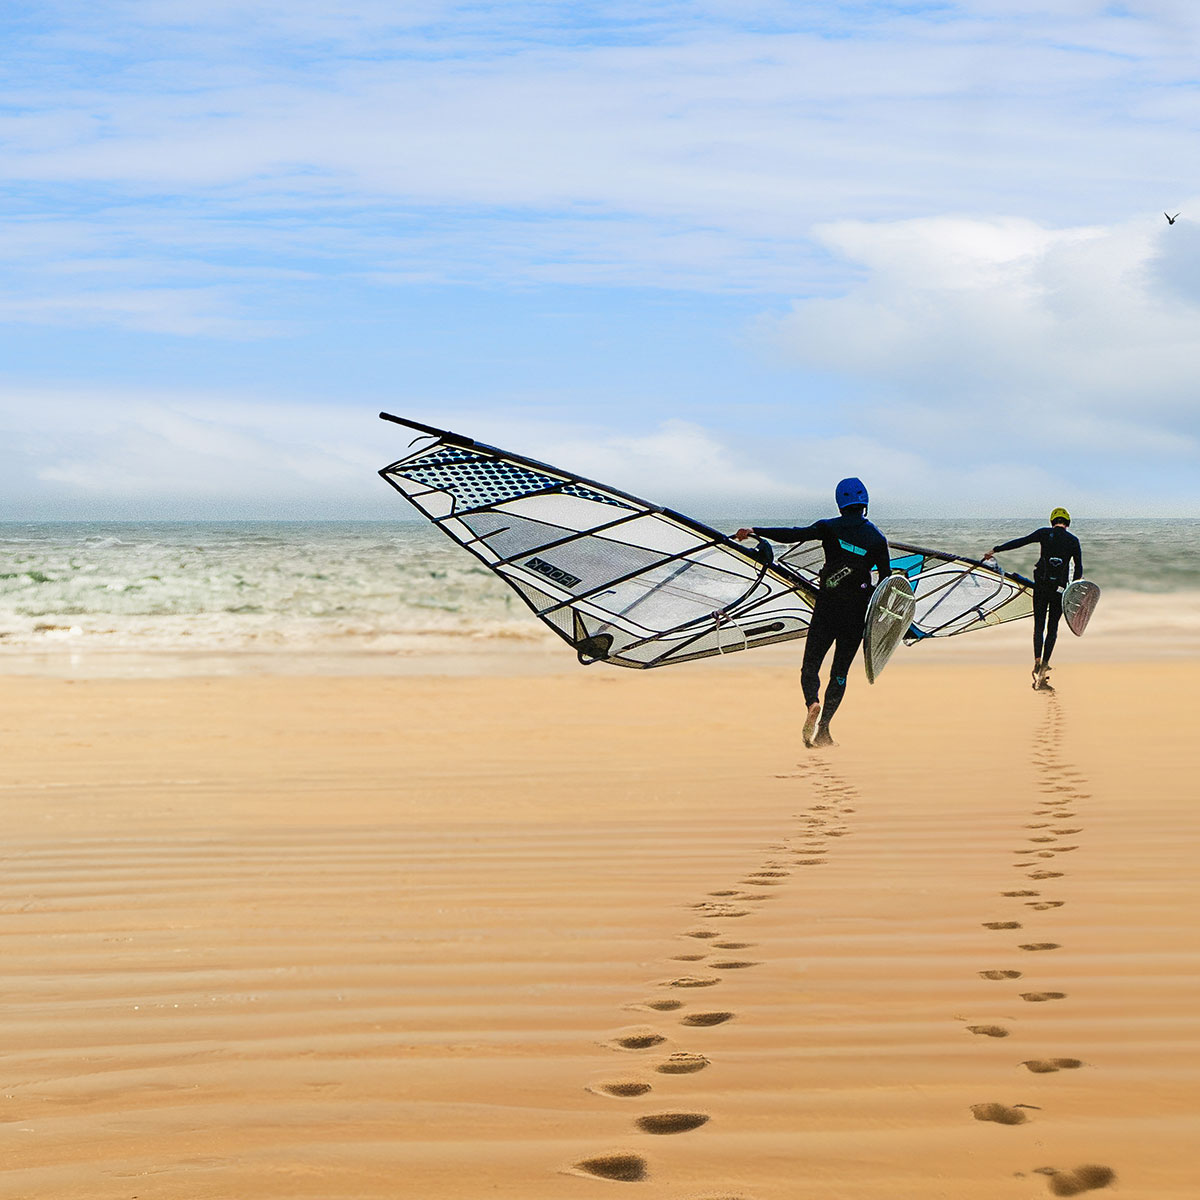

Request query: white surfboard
[
  {"left": 1062, "top": 579, "right": 1101, "bottom": 637},
  {"left": 863, "top": 574, "right": 917, "bottom": 684}
]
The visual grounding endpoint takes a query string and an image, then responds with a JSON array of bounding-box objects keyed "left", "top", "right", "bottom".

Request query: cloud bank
[
  {"left": 4, "top": 1, "right": 1200, "bottom": 317},
  {"left": 763, "top": 213, "right": 1200, "bottom": 510},
  {"left": 0, "top": 4, "right": 1198, "bottom": 517}
]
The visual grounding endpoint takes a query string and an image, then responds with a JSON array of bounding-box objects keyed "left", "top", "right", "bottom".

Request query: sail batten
[
  {"left": 778, "top": 540, "right": 1034, "bottom": 640},
  {"left": 379, "top": 414, "right": 818, "bottom": 668}
]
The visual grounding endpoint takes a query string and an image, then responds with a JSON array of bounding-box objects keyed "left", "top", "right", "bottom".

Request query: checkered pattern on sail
[
  {"left": 379, "top": 421, "right": 817, "bottom": 669},
  {"left": 400, "top": 447, "right": 628, "bottom": 512}
]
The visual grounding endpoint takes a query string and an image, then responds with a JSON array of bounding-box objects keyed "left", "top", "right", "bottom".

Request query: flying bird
[{"left": 1165, "top": 212, "right": 1180, "bottom": 224}]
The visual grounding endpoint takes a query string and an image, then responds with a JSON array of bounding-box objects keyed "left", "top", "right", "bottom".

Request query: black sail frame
[
  {"left": 378, "top": 412, "right": 818, "bottom": 669},
  {"left": 887, "top": 541, "right": 1033, "bottom": 640},
  {"left": 770, "top": 536, "right": 1035, "bottom": 643},
  {"left": 779, "top": 538, "right": 1034, "bottom": 641}
]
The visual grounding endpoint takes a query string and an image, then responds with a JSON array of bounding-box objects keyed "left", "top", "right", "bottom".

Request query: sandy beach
[{"left": 2, "top": 651, "right": 1197, "bottom": 1199}]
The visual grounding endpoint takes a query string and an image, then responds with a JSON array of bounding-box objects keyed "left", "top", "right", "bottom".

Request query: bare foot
[{"left": 802, "top": 702, "right": 821, "bottom": 748}]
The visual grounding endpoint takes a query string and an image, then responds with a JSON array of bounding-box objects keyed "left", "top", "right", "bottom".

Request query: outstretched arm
[
  {"left": 749, "top": 524, "right": 823, "bottom": 544},
  {"left": 989, "top": 530, "right": 1041, "bottom": 555}
]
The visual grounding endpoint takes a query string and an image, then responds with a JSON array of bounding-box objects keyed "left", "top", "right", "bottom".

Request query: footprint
[
  {"left": 1025, "top": 823, "right": 1052, "bottom": 829},
  {"left": 684, "top": 930, "right": 720, "bottom": 939},
  {"left": 680, "top": 1011, "right": 734, "bottom": 1027},
  {"left": 1053, "top": 828, "right": 1082, "bottom": 835},
  {"left": 707, "top": 890, "right": 739, "bottom": 898},
  {"left": 740, "top": 879, "right": 784, "bottom": 887},
  {"left": 1036, "top": 1164, "right": 1116, "bottom": 1195},
  {"left": 1027, "top": 901, "right": 1065, "bottom": 910},
  {"left": 1022, "top": 1058, "right": 1084, "bottom": 1073},
  {"left": 971, "top": 1102, "right": 1028, "bottom": 1125},
  {"left": 571, "top": 1154, "right": 647, "bottom": 1182},
  {"left": 1021, "top": 991, "right": 1067, "bottom": 1002},
  {"left": 665, "top": 976, "right": 721, "bottom": 988},
  {"left": 967, "top": 1024, "right": 1010, "bottom": 1038},
  {"left": 1003, "top": 890, "right": 1040, "bottom": 897},
  {"left": 635, "top": 1111, "right": 709, "bottom": 1135},
  {"left": 691, "top": 904, "right": 750, "bottom": 918},
  {"left": 590, "top": 1080, "right": 653, "bottom": 1097},
  {"left": 979, "top": 969, "right": 1023, "bottom": 980},
  {"left": 1019, "top": 943, "right": 1061, "bottom": 951},
  {"left": 712, "top": 941, "right": 754, "bottom": 950},
  {"left": 748, "top": 870, "right": 789, "bottom": 878},
  {"left": 1028, "top": 870, "right": 1064, "bottom": 880},
  {"left": 641, "top": 999, "right": 683, "bottom": 1011},
  {"left": 672, "top": 953, "right": 707, "bottom": 961},
  {"left": 710, "top": 960, "right": 758, "bottom": 969},
  {"left": 984, "top": 921, "right": 1022, "bottom": 930},
  {"left": 1028, "top": 836, "right": 1057, "bottom": 843},
  {"left": 609, "top": 1029, "right": 667, "bottom": 1050},
  {"left": 656, "top": 1052, "right": 709, "bottom": 1074}
]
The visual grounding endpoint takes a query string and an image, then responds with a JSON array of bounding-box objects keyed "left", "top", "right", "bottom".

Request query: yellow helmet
[{"left": 1050, "top": 506, "right": 1071, "bottom": 525}]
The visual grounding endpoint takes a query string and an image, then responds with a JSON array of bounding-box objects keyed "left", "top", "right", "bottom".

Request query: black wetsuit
[
  {"left": 993, "top": 525, "right": 1083, "bottom": 665},
  {"left": 754, "top": 512, "right": 891, "bottom": 728}
]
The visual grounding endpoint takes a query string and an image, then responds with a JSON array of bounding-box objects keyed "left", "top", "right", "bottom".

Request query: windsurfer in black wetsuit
[
  {"left": 987, "top": 507, "right": 1082, "bottom": 691},
  {"left": 735, "top": 478, "right": 891, "bottom": 749}
]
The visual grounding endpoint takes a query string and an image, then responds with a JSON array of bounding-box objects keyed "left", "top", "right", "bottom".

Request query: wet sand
[{"left": 1, "top": 657, "right": 1197, "bottom": 1198}]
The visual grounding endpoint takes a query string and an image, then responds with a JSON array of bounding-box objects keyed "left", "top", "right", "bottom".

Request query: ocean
[{"left": 2, "top": 519, "right": 1198, "bottom": 674}]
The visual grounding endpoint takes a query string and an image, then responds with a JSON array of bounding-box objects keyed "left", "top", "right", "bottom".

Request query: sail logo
[{"left": 525, "top": 556, "right": 582, "bottom": 589}]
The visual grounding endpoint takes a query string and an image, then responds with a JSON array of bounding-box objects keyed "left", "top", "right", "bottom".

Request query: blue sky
[{"left": 2, "top": 1, "right": 1199, "bottom": 519}]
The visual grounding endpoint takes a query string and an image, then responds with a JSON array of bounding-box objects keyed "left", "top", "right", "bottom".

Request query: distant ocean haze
[{"left": 1, "top": 519, "right": 1197, "bottom": 672}]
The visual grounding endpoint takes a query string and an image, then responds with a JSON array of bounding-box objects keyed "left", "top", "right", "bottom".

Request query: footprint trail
[
  {"left": 963, "top": 693, "right": 1114, "bottom": 1191},
  {"left": 572, "top": 752, "right": 862, "bottom": 1188}
]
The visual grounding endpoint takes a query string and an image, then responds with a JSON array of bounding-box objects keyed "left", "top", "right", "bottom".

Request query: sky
[{"left": 1, "top": 0, "right": 1199, "bottom": 520}]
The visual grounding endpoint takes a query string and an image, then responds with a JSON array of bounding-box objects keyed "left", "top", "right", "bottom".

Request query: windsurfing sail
[
  {"left": 1062, "top": 579, "right": 1100, "bottom": 636},
  {"left": 863, "top": 574, "right": 917, "bottom": 684},
  {"left": 377, "top": 414, "right": 818, "bottom": 669},
  {"left": 779, "top": 541, "right": 1034, "bottom": 641}
]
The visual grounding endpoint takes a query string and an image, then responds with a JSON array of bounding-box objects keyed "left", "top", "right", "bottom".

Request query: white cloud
[
  {"left": 1, "top": 391, "right": 384, "bottom": 518},
  {"left": 0, "top": 5, "right": 1198, "bottom": 516},
  {"left": 0, "top": 287, "right": 282, "bottom": 336},
  {"left": 0, "top": 377, "right": 1191, "bottom": 520},
  {"left": 756, "top": 212, "right": 1200, "bottom": 511},
  {"left": 767, "top": 213, "right": 1200, "bottom": 425},
  {"left": 5, "top": 1, "right": 1200, "bottom": 316},
  {"left": 3, "top": 389, "right": 812, "bottom": 519}
]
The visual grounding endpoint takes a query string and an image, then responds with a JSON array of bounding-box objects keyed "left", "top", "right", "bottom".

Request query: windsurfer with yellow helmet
[{"left": 986, "top": 507, "right": 1082, "bottom": 690}]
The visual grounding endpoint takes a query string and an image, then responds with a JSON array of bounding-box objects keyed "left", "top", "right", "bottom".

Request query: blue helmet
[{"left": 835, "top": 477, "right": 869, "bottom": 510}]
